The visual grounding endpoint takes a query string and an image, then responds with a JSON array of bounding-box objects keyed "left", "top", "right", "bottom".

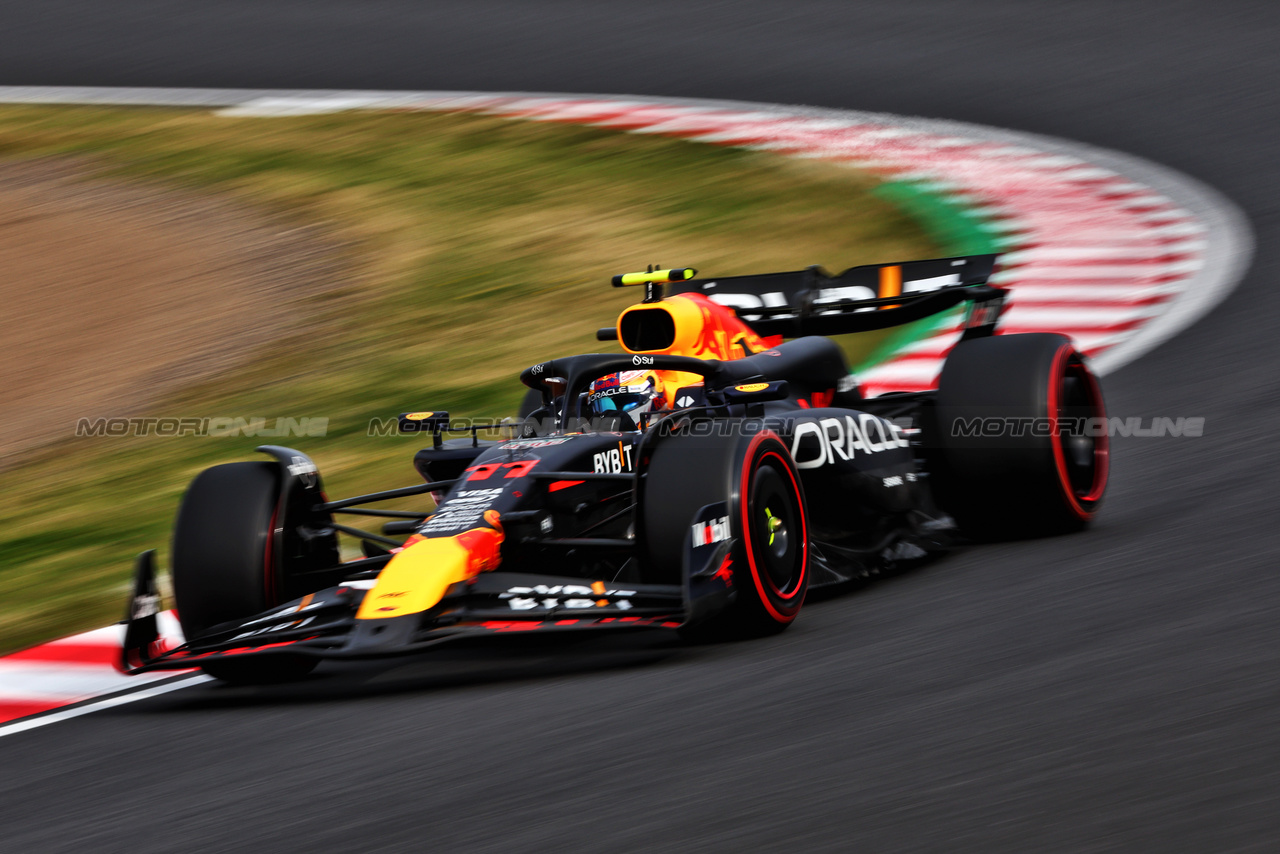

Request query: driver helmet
[{"left": 588, "top": 370, "right": 667, "bottom": 419}]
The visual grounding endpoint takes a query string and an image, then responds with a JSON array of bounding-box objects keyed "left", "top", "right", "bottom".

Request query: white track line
[{"left": 0, "top": 674, "right": 212, "bottom": 738}]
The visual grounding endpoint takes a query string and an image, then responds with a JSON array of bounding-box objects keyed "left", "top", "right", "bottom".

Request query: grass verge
[{"left": 0, "top": 105, "right": 942, "bottom": 653}]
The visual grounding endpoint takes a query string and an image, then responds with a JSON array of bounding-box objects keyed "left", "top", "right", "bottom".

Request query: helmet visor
[{"left": 596, "top": 391, "right": 653, "bottom": 413}]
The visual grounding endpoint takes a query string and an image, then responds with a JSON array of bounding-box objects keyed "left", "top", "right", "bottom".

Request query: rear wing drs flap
[{"left": 666, "top": 254, "right": 1004, "bottom": 337}]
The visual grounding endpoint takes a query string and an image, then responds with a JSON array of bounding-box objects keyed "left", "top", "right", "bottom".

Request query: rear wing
[{"left": 666, "top": 254, "right": 1004, "bottom": 337}]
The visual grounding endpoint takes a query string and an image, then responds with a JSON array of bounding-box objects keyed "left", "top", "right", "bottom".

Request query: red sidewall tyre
[
  {"left": 736, "top": 434, "right": 809, "bottom": 626},
  {"left": 930, "top": 333, "right": 1109, "bottom": 539},
  {"left": 640, "top": 423, "right": 809, "bottom": 639},
  {"left": 171, "top": 461, "right": 318, "bottom": 683}
]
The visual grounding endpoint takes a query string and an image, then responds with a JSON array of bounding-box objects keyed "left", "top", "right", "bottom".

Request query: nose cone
[{"left": 356, "top": 525, "right": 504, "bottom": 621}]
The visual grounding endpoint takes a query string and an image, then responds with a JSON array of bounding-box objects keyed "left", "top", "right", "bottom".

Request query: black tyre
[
  {"left": 930, "top": 333, "right": 1109, "bottom": 539},
  {"left": 171, "top": 462, "right": 318, "bottom": 683},
  {"left": 641, "top": 426, "right": 809, "bottom": 639}
]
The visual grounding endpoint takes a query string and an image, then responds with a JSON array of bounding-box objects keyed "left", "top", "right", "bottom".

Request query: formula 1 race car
[{"left": 122, "top": 256, "right": 1109, "bottom": 683}]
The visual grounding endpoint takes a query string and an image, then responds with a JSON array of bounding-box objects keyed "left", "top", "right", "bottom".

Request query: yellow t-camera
[{"left": 611, "top": 268, "right": 698, "bottom": 287}]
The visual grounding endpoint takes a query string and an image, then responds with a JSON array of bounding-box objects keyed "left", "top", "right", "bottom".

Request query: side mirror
[
  {"left": 397, "top": 411, "right": 450, "bottom": 434},
  {"left": 721, "top": 381, "right": 789, "bottom": 405}
]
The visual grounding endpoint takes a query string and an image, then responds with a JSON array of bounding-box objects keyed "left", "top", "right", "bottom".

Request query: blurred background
[{"left": 0, "top": 2, "right": 1276, "bottom": 851}]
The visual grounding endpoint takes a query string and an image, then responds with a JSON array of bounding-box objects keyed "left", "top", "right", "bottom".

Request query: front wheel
[
  {"left": 734, "top": 449, "right": 808, "bottom": 630},
  {"left": 171, "top": 462, "right": 319, "bottom": 683},
  {"left": 641, "top": 426, "right": 809, "bottom": 640}
]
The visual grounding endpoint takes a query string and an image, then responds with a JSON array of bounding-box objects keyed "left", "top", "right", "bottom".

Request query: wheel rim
[
  {"left": 765, "top": 507, "right": 788, "bottom": 558},
  {"left": 750, "top": 464, "right": 801, "bottom": 595},
  {"left": 1059, "top": 374, "right": 1096, "bottom": 494},
  {"left": 1056, "top": 359, "right": 1109, "bottom": 504}
]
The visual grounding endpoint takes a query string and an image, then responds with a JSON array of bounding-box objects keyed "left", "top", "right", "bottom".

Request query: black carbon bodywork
[{"left": 122, "top": 266, "right": 1007, "bottom": 674}]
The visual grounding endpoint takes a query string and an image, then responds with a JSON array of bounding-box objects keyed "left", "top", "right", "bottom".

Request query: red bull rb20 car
[{"left": 122, "top": 256, "right": 1109, "bottom": 683}]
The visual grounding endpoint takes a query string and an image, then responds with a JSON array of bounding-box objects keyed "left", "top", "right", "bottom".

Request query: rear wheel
[
  {"left": 171, "top": 462, "right": 318, "bottom": 683},
  {"left": 641, "top": 426, "right": 808, "bottom": 639},
  {"left": 930, "top": 333, "right": 1109, "bottom": 539}
]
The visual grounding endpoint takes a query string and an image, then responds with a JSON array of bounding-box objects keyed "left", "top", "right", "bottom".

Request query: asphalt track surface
[{"left": 2, "top": 3, "right": 1277, "bottom": 851}]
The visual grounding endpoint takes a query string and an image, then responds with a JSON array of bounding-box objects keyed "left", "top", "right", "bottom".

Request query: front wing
[{"left": 120, "top": 552, "right": 687, "bottom": 674}]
